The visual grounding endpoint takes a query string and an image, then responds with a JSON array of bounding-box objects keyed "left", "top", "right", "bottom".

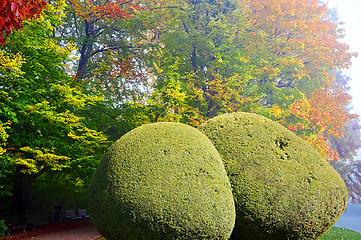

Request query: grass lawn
[
  {"left": 94, "top": 226, "right": 361, "bottom": 240},
  {"left": 320, "top": 227, "right": 361, "bottom": 240}
]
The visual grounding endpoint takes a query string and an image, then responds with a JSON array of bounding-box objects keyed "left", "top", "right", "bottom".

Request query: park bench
[
  {"left": 64, "top": 210, "right": 82, "bottom": 221},
  {"left": 78, "top": 209, "right": 90, "bottom": 218},
  {"left": 5, "top": 216, "right": 26, "bottom": 236},
  {"left": 25, "top": 214, "right": 48, "bottom": 230}
]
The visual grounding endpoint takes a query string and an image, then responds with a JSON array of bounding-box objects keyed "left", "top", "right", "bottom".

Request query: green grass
[
  {"left": 320, "top": 227, "right": 361, "bottom": 240},
  {"left": 94, "top": 227, "right": 361, "bottom": 240}
]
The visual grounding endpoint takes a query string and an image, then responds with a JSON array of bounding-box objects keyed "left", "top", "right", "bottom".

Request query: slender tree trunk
[
  {"left": 191, "top": 46, "right": 197, "bottom": 71},
  {"left": 206, "top": 99, "right": 215, "bottom": 118},
  {"left": 11, "top": 168, "right": 34, "bottom": 216},
  {"left": 76, "top": 19, "right": 94, "bottom": 80}
]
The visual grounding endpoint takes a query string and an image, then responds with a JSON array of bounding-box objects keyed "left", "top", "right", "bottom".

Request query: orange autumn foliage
[
  {"left": 270, "top": 89, "right": 357, "bottom": 161},
  {"left": 70, "top": 0, "right": 144, "bottom": 21},
  {"left": 239, "top": 0, "right": 357, "bottom": 89},
  {"left": 236, "top": 0, "right": 357, "bottom": 161}
]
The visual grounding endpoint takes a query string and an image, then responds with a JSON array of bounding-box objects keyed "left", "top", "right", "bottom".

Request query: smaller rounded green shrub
[
  {"left": 88, "top": 122, "right": 235, "bottom": 240},
  {"left": 199, "top": 112, "right": 348, "bottom": 240}
]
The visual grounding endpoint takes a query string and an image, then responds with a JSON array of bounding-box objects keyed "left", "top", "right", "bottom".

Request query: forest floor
[{"left": 3, "top": 220, "right": 101, "bottom": 240}]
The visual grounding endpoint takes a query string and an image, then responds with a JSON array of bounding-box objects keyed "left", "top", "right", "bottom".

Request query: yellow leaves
[
  {"left": 263, "top": 66, "right": 279, "bottom": 77},
  {"left": 309, "top": 89, "right": 355, "bottom": 132},
  {"left": 75, "top": 177, "right": 85, "bottom": 187},
  {"left": 52, "top": 84, "right": 103, "bottom": 109},
  {"left": 289, "top": 98, "right": 310, "bottom": 119},
  {"left": 186, "top": 72, "right": 204, "bottom": 102},
  {"left": 43, "top": 0, "right": 67, "bottom": 21},
  {"left": 207, "top": 74, "right": 226, "bottom": 100},
  {"left": 24, "top": 101, "right": 53, "bottom": 115},
  {"left": 0, "top": 52, "right": 25, "bottom": 76},
  {"left": 274, "top": 88, "right": 356, "bottom": 161},
  {"left": 253, "top": 69, "right": 263, "bottom": 75},
  {"left": 16, "top": 158, "right": 38, "bottom": 174},
  {"left": 130, "top": 112, "right": 153, "bottom": 128},
  {"left": 0, "top": 121, "right": 10, "bottom": 157},
  {"left": 164, "top": 79, "right": 187, "bottom": 104},
  {"left": 240, "top": 0, "right": 355, "bottom": 91},
  {"left": 291, "top": 73, "right": 302, "bottom": 80},
  {"left": 67, "top": 126, "right": 108, "bottom": 147},
  {"left": 205, "top": 73, "right": 261, "bottom": 115},
  {"left": 302, "top": 133, "right": 339, "bottom": 162},
  {"left": 21, "top": 99, "right": 107, "bottom": 150},
  {"left": 270, "top": 105, "right": 283, "bottom": 118},
  {"left": 185, "top": 109, "right": 205, "bottom": 127},
  {"left": 0, "top": 148, "right": 6, "bottom": 157},
  {"left": 14, "top": 147, "right": 71, "bottom": 174},
  {"left": 0, "top": 120, "right": 10, "bottom": 140},
  {"left": 153, "top": 61, "right": 163, "bottom": 74},
  {"left": 24, "top": 103, "right": 83, "bottom": 133}
]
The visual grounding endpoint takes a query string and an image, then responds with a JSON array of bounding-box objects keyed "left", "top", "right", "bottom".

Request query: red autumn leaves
[{"left": 0, "top": 0, "right": 47, "bottom": 45}]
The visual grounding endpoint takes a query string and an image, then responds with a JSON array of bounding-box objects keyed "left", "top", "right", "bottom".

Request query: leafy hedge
[
  {"left": 199, "top": 112, "right": 348, "bottom": 240},
  {"left": 88, "top": 122, "right": 235, "bottom": 240}
]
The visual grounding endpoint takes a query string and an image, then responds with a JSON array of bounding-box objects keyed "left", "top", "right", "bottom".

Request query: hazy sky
[{"left": 327, "top": 0, "right": 361, "bottom": 117}]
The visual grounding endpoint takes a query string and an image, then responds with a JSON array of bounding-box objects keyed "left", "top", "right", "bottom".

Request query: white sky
[{"left": 327, "top": 0, "right": 361, "bottom": 117}]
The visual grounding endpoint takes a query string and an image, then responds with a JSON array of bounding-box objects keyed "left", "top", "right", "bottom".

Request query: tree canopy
[
  {"left": 140, "top": 0, "right": 357, "bottom": 160},
  {"left": 0, "top": 0, "right": 360, "bottom": 217},
  {"left": 0, "top": 0, "right": 108, "bottom": 214}
]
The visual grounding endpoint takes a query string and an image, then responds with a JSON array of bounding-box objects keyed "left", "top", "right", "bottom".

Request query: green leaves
[{"left": 0, "top": 0, "right": 109, "bottom": 194}]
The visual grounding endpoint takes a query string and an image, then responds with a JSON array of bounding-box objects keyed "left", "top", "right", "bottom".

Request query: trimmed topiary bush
[
  {"left": 199, "top": 112, "right": 348, "bottom": 240},
  {"left": 88, "top": 122, "right": 235, "bottom": 240}
]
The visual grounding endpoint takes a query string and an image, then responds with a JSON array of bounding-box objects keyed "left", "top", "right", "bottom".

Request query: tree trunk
[
  {"left": 76, "top": 19, "right": 94, "bottom": 80},
  {"left": 206, "top": 99, "right": 215, "bottom": 118},
  {"left": 191, "top": 46, "right": 197, "bottom": 71},
  {"left": 10, "top": 168, "right": 34, "bottom": 216}
]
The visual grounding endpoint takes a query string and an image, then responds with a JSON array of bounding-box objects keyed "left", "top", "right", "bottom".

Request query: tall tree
[
  {"left": 0, "top": 0, "right": 108, "bottom": 215},
  {"left": 55, "top": 0, "right": 157, "bottom": 138},
  {"left": 326, "top": 72, "right": 361, "bottom": 203},
  {"left": 0, "top": 51, "right": 24, "bottom": 197},
  {"left": 145, "top": 0, "right": 263, "bottom": 124},
  {"left": 57, "top": 0, "right": 151, "bottom": 131},
  {"left": 145, "top": 0, "right": 356, "bottom": 160},
  {"left": 64, "top": 0, "right": 146, "bottom": 80}
]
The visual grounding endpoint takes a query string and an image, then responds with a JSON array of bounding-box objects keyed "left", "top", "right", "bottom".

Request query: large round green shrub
[
  {"left": 88, "top": 122, "right": 235, "bottom": 240},
  {"left": 199, "top": 112, "right": 347, "bottom": 240}
]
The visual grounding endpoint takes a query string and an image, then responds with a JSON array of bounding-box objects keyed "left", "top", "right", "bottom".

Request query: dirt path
[
  {"left": 4, "top": 221, "right": 102, "bottom": 240},
  {"left": 24, "top": 224, "right": 101, "bottom": 240}
]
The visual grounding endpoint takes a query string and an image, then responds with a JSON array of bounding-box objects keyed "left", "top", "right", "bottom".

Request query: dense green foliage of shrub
[
  {"left": 88, "top": 122, "right": 235, "bottom": 240},
  {"left": 199, "top": 112, "right": 348, "bottom": 240}
]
